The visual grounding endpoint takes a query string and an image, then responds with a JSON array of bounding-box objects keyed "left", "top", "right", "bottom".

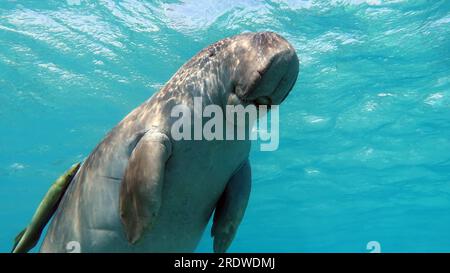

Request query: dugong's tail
[{"left": 11, "top": 163, "right": 81, "bottom": 253}]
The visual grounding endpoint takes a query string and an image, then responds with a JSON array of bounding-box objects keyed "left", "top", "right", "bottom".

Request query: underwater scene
[{"left": 1, "top": 0, "right": 449, "bottom": 253}]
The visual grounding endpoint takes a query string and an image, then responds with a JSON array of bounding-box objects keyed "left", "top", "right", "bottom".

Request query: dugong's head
[{"left": 226, "top": 32, "right": 299, "bottom": 107}]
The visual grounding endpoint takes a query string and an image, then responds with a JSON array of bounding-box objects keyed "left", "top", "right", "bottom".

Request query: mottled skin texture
[{"left": 40, "top": 32, "right": 299, "bottom": 253}]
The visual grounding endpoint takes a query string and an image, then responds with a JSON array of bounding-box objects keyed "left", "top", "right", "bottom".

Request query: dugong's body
[{"left": 40, "top": 32, "right": 299, "bottom": 253}]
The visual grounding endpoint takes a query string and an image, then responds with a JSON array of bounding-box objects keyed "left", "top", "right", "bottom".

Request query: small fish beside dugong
[{"left": 13, "top": 32, "right": 299, "bottom": 253}]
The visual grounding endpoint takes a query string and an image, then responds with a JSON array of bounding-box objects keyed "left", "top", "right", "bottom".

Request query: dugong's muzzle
[{"left": 231, "top": 32, "right": 299, "bottom": 107}]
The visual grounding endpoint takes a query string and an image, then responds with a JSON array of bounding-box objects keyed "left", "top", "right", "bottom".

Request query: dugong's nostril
[
  {"left": 256, "top": 59, "right": 272, "bottom": 78},
  {"left": 256, "top": 69, "right": 264, "bottom": 80}
]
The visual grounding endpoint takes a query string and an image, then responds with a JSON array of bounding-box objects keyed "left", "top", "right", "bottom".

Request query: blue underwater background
[{"left": 1, "top": 0, "right": 449, "bottom": 252}]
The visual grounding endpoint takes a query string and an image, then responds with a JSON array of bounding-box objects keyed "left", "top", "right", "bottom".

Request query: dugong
[{"left": 17, "top": 32, "right": 299, "bottom": 253}]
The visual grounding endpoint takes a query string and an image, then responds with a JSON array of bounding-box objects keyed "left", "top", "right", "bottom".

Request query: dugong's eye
[
  {"left": 231, "top": 83, "right": 238, "bottom": 94},
  {"left": 232, "top": 82, "right": 246, "bottom": 99}
]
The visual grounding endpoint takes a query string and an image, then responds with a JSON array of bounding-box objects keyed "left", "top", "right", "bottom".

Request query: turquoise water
[{"left": 1, "top": 0, "right": 449, "bottom": 253}]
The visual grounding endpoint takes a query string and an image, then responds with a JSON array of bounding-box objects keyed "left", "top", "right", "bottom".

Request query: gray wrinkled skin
[{"left": 40, "top": 32, "right": 299, "bottom": 252}]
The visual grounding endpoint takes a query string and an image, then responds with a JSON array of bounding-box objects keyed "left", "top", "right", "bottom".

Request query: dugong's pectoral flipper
[
  {"left": 12, "top": 163, "right": 81, "bottom": 253},
  {"left": 119, "top": 132, "right": 172, "bottom": 244},
  {"left": 211, "top": 160, "right": 251, "bottom": 253}
]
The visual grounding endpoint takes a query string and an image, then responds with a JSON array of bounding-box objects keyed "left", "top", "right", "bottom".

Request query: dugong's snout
[{"left": 231, "top": 31, "right": 299, "bottom": 107}]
